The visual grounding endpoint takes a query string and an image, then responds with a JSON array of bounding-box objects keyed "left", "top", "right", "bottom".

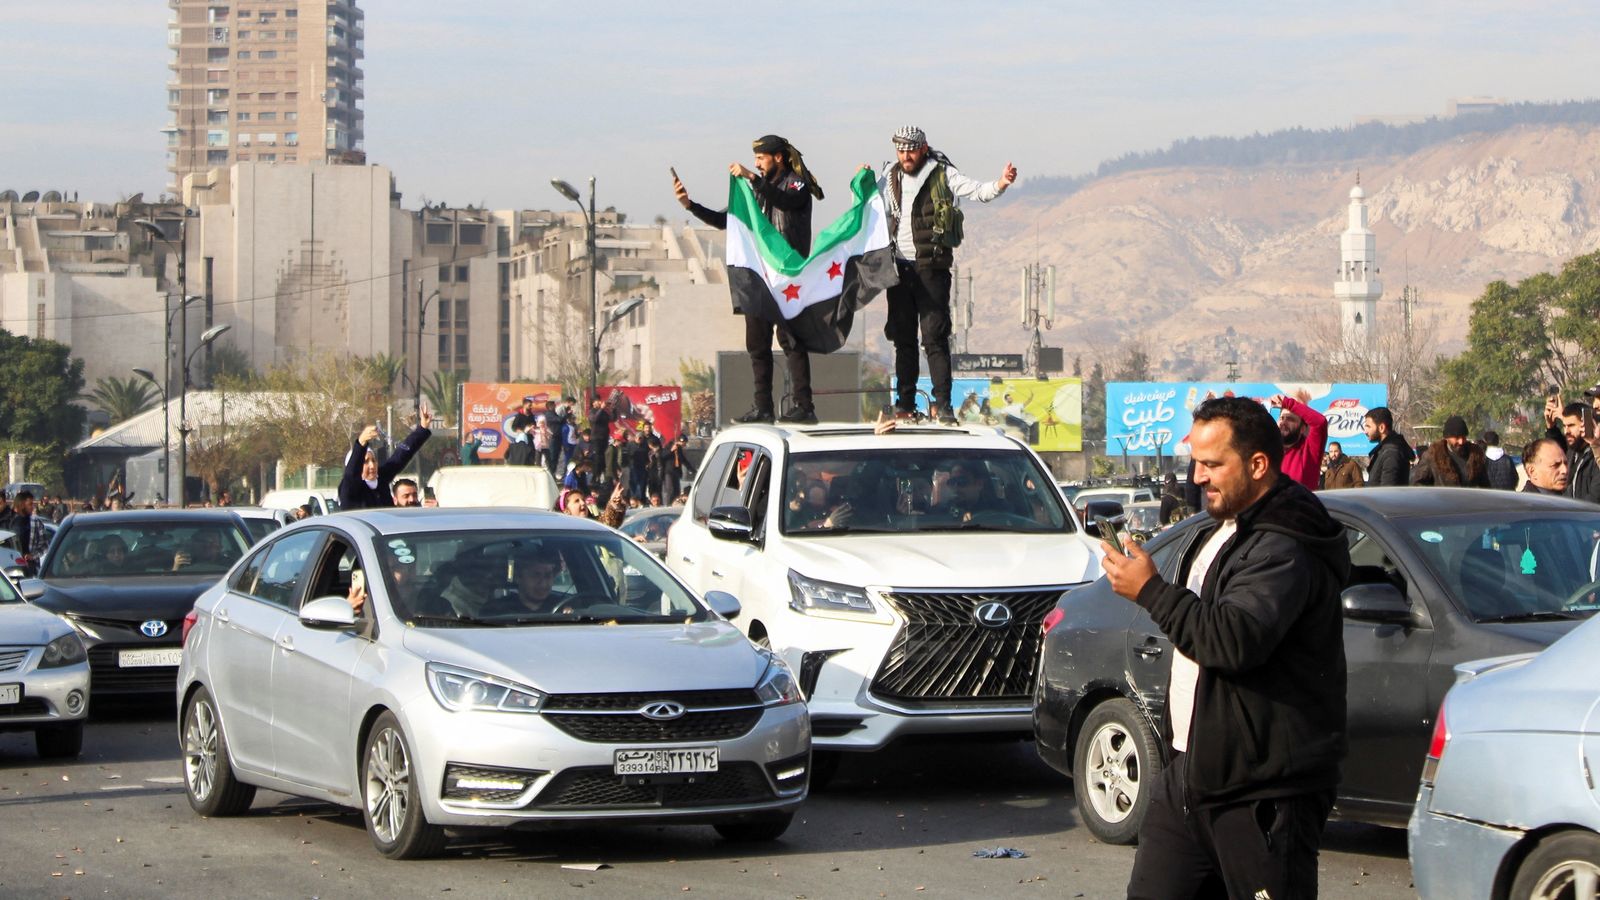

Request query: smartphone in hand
[
  {"left": 1095, "top": 515, "right": 1132, "bottom": 557},
  {"left": 351, "top": 570, "right": 366, "bottom": 593}
]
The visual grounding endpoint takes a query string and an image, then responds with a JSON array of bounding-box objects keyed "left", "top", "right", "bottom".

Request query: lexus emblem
[
  {"left": 139, "top": 619, "right": 169, "bottom": 638},
  {"left": 973, "top": 601, "right": 1014, "bottom": 629},
  {"left": 638, "top": 701, "right": 687, "bottom": 721}
]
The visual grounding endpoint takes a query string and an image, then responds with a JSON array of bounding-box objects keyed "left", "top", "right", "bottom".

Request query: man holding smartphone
[
  {"left": 1098, "top": 397, "right": 1349, "bottom": 900},
  {"left": 1543, "top": 389, "right": 1600, "bottom": 504},
  {"left": 674, "top": 135, "right": 823, "bottom": 424}
]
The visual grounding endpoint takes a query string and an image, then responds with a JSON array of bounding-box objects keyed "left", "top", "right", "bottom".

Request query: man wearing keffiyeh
[
  {"left": 674, "top": 134, "right": 823, "bottom": 424},
  {"left": 876, "top": 126, "right": 1016, "bottom": 424}
]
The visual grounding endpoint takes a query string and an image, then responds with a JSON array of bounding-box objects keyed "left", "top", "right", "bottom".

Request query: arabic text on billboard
[
  {"left": 1105, "top": 382, "right": 1388, "bottom": 457},
  {"left": 460, "top": 382, "right": 561, "bottom": 460}
]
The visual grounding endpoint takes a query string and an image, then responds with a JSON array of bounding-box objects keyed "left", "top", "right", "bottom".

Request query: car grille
[
  {"left": 542, "top": 689, "right": 763, "bottom": 744},
  {"left": 87, "top": 645, "right": 181, "bottom": 694},
  {"left": 534, "top": 763, "right": 774, "bottom": 809},
  {"left": 870, "top": 589, "right": 1065, "bottom": 703},
  {"left": 0, "top": 648, "right": 28, "bottom": 673},
  {"left": 0, "top": 698, "right": 50, "bottom": 718}
]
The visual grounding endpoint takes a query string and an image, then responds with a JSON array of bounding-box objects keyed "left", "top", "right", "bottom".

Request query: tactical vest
[{"left": 892, "top": 164, "right": 955, "bottom": 270}]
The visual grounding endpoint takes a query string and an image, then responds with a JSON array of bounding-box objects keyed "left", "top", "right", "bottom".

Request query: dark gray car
[{"left": 1034, "top": 488, "right": 1600, "bottom": 843}]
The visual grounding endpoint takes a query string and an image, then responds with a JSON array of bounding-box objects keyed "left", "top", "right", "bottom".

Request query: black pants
[
  {"left": 746, "top": 315, "right": 812, "bottom": 413},
  {"left": 885, "top": 260, "right": 953, "bottom": 413},
  {"left": 1127, "top": 754, "right": 1333, "bottom": 900}
]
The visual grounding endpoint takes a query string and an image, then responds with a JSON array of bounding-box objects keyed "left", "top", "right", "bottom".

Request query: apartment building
[{"left": 165, "top": 0, "right": 365, "bottom": 195}]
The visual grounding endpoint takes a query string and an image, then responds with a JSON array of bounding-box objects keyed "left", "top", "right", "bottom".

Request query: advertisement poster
[
  {"left": 459, "top": 381, "right": 561, "bottom": 460},
  {"left": 1105, "top": 382, "right": 1389, "bottom": 457},
  {"left": 598, "top": 385, "right": 685, "bottom": 443},
  {"left": 913, "top": 376, "right": 1083, "bottom": 452}
]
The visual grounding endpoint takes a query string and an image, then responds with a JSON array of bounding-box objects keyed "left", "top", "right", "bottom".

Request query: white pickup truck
[{"left": 666, "top": 423, "right": 1103, "bottom": 754}]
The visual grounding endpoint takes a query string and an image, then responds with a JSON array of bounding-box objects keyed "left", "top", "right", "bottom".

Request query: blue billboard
[{"left": 1105, "top": 382, "right": 1389, "bottom": 457}]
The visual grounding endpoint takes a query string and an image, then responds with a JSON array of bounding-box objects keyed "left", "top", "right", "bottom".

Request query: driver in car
[{"left": 501, "top": 551, "right": 570, "bottom": 615}]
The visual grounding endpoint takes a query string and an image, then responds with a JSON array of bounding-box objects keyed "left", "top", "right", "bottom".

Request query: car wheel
[
  {"left": 1073, "top": 698, "right": 1162, "bottom": 845},
  {"left": 362, "top": 711, "right": 446, "bottom": 859},
  {"left": 182, "top": 687, "right": 256, "bottom": 816},
  {"left": 714, "top": 811, "right": 794, "bottom": 842},
  {"left": 1511, "top": 831, "right": 1600, "bottom": 900},
  {"left": 35, "top": 721, "right": 83, "bottom": 759}
]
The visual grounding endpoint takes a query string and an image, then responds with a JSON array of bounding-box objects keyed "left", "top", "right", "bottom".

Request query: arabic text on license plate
[
  {"left": 612, "top": 747, "right": 719, "bottom": 776},
  {"left": 0, "top": 684, "right": 18, "bottom": 705},
  {"left": 118, "top": 648, "right": 184, "bottom": 668}
]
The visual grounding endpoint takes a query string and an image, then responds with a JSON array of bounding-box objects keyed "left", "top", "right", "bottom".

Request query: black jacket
[
  {"left": 338, "top": 426, "right": 431, "bottom": 510},
  {"left": 1544, "top": 424, "right": 1600, "bottom": 505},
  {"left": 1366, "top": 432, "right": 1414, "bottom": 486},
  {"left": 1135, "top": 474, "right": 1350, "bottom": 808},
  {"left": 688, "top": 167, "right": 813, "bottom": 313}
]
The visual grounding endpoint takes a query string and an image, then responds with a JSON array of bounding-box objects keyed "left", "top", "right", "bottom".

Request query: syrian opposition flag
[{"left": 724, "top": 168, "right": 898, "bottom": 353}]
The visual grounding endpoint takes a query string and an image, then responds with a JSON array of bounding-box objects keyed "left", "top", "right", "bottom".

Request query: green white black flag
[{"left": 724, "top": 169, "right": 898, "bottom": 353}]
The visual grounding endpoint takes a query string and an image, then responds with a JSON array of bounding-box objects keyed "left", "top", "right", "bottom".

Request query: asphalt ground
[{"left": 0, "top": 701, "right": 1417, "bottom": 899}]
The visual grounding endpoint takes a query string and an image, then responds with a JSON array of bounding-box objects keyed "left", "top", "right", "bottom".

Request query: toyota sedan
[
  {"left": 0, "top": 570, "right": 89, "bottom": 757},
  {"left": 178, "top": 508, "right": 810, "bottom": 859}
]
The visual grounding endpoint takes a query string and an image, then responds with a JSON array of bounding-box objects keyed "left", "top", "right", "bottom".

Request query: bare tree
[{"left": 1305, "top": 306, "right": 1443, "bottom": 434}]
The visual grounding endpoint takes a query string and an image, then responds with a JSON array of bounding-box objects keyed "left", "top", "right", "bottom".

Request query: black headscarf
[{"left": 752, "top": 134, "right": 824, "bottom": 201}]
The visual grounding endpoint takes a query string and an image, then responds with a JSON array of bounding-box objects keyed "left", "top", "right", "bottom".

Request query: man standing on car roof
[
  {"left": 675, "top": 134, "right": 823, "bottom": 424},
  {"left": 1099, "top": 396, "right": 1350, "bottom": 900}
]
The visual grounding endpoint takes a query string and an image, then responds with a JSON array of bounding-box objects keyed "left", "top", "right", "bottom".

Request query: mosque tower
[{"left": 1333, "top": 175, "right": 1382, "bottom": 353}]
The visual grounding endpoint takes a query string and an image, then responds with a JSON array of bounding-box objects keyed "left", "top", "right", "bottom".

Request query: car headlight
[
  {"left": 754, "top": 649, "right": 803, "bottom": 706},
  {"left": 787, "top": 569, "right": 888, "bottom": 622},
  {"left": 39, "top": 632, "right": 87, "bottom": 669},
  {"left": 425, "top": 663, "right": 546, "bottom": 714}
]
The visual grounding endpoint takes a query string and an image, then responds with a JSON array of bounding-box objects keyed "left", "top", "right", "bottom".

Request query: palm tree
[
  {"left": 88, "top": 376, "right": 160, "bottom": 425},
  {"left": 422, "top": 369, "right": 468, "bottom": 426},
  {"left": 359, "top": 353, "right": 408, "bottom": 397}
]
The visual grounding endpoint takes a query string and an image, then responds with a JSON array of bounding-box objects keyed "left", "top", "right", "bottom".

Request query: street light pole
[
  {"left": 130, "top": 368, "right": 168, "bottom": 504},
  {"left": 136, "top": 216, "right": 195, "bottom": 503},
  {"left": 415, "top": 277, "right": 439, "bottom": 414},
  {"left": 551, "top": 177, "right": 597, "bottom": 402},
  {"left": 180, "top": 324, "right": 231, "bottom": 507}
]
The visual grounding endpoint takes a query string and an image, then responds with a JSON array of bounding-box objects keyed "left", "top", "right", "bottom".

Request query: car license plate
[
  {"left": 0, "top": 684, "right": 17, "bottom": 705},
  {"left": 613, "top": 747, "right": 719, "bottom": 776},
  {"left": 118, "top": 648, "right": 184, "bottom": 668}
]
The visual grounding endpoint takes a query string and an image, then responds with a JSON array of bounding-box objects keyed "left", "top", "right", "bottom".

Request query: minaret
[{"left": 1333, "top": 174, "right": 1382, "bottom": 353}]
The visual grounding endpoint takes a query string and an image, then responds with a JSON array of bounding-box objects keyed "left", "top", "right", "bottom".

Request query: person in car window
[
  {"left": 930, "top": 461, "right": 1002, "bottom": 522},
  {"left": 172, "top": 529, "right": 226, "bottom": 571},
  {"left": 502, "top": 551, "right": 568, "bottom": 615}
]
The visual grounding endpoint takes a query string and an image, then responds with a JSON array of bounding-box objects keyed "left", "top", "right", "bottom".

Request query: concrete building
[
  {"left": 164, "top": 0, "right": 365, "bottom": 195},
  {"left": 1333, "top": 178, "right": 1382, "bottom": 353}
]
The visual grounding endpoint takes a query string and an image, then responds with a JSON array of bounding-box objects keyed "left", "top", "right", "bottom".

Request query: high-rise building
[{"left": 163, "top": 0, "right": 365, "bottom": 195}]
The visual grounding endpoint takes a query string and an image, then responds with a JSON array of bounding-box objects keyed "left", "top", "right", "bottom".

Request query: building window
[
  {"left": 285, "top": 131, "right": 298, "bottom": 145},
  {"left": 285, "top": 29, "right": 297, "bottom": 39},
  {"left": 259, "top": 91, "right": 276, "bottom": 100},
  {"left": 456, "top": 335, "right": 468, "bottom": 365},
  {"left": 207, "top": 130, "right": 229, "bottom": 146},
  {"left": 259, "top": 153, "right": 276, "bottom": 162},
  {"left": 285, "top": 111, "right": 297, "bottom": 121},
  {"left": 455, "top": 302, "right": 468, "bottom": 328},
  {"left": 456, "top": 264, "right": 469, "bottom": 282},
  {"left": 258, "top": 49, "right": 278, "bottom": 59},
  {"left": 285, "top": 8, "right": 296, "bottom": 17},
  {"left": 210, "top": 27, "right": 229, "bottom": 43},
  {"left": 236, "top": 50, "right": 250, "bottom": 59},
  {"left": 236, "top": 91, "right": 251, "bottom": 100},
  {"left": 236, "top": 111, "right": 251, "bottom": 121},
  {"left": 209, "top": 110, "right": 230, "bottom": 124},
  {"left": 260, "top": 31, "right": 278, "bottom": 40},
  {"left": 437, "top": 263, "right": 450, "bottom": 283},
  {"left": 458, "top": 223, "right": 485, "bottom": 245},
  {"left": 207, "top": 89, "right": 229, "bottom": 104},
  {"left": 207, "top": 150, "right": 229, "bottom": 163},
  {"left": 209, "top": 47, "right": 229, "bottom": 62},
  {"left": 259, "top": 111, "right": 277, "bottom": 121},
  {"left": 236, "top": 152, "right": 251, "bottom": 161},
  {"left": 499, "top": 263, "right": 510, "bottom": 294},
  {"left": 425, "top": 223, "right": 452, "bottom": 245}
]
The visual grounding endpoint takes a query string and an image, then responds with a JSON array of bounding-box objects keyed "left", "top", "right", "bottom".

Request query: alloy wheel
[
  {"left": 1528, "top": 858, "right": 1600, "bottom": 900},
  {"left": 183, "top": 698, "right": 218, "bottom": 802},
  {"left": 1083, "top": 720, "right": 1139, "bottom": 824},
  {"left": 365, "top": 726, "right": 412, "bottom": 845}
]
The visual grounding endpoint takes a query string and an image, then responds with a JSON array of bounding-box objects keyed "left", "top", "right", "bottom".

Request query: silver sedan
[
  {"left": 0, "top": 571, "right": 89, "bottom": 757},
  {"left": 1409, "top": 613, "right": 1600, "bottom": 899},
  {"left": 177, "top": 508, "right": 810, "bottom": 859}
]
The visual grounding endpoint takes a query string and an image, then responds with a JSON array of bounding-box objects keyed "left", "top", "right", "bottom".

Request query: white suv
[{"left": 667, "top": 423, "right": 1102, "bottom": 753}]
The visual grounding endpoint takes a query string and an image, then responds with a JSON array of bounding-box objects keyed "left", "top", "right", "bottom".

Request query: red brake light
[
  {"left": 1042, "top": 608, "right": 1065, "bottom": 635},
  {"left": 181, "top": 610, "right": 198, "bottom": 644},
  {"left": 1421, "top": 701, "right": 1449, "bottom": 785}
]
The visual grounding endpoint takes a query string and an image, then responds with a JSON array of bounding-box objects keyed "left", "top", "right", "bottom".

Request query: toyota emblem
[
  {"left": 973, "top": 601, "right": 1014, "bottom": 629},
  {"left": 638, "top": 701, "right": 687, "bottom": 721},
  {"left": 140, "top": 619, "right": 169, "bottom": 638}
]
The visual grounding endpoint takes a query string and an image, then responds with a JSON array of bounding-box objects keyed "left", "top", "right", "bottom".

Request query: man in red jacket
[{"left": 1271, "top": 392, "right": 1328, "bottom": 492}]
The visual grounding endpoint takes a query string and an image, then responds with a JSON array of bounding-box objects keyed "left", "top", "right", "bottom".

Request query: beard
[
  {"left": 1203, "top": 478, "right": 1254, "bottom": 520},
  {"left": 1281, "top": 428, "right": 1303, "bottom": 448}
]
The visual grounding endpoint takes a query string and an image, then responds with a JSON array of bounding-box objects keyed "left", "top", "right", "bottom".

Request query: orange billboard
[{"left": 460, "top": 381, "right": 562, "bottom": 460}]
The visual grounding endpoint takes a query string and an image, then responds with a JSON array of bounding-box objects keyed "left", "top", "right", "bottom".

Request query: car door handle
[
  {"left": 276, "top": 635, "right": 295, "bottom": 653},
  {"left": 1133, "top": 638, "right": 1163, "bottom": 658},
  {"left": 711, "top": 569, "right": 725, "bottom": 578},
  {"left": 681, "top": 555, "right": 694, "bottom": 564},
  {"left": 214, "top": 607, "right": 230, "bottom": 624}
]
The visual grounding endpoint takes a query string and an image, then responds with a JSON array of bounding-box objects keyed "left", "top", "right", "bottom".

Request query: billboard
[
  {"left": 460, "top": 382, "right": 562, "bottom": 460},
  {"left": 1105, "top": 382, "right": 1389, "bottom": 457},
  {"left": 598, "top": 385, "right": 685, "bottom": 443},
  {"left": 913, "top": 376, "right": 1083, "bottom": 452}
]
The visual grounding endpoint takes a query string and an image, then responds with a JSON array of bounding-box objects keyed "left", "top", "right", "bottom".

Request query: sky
[{"left": 3, "top": 1, "right": 1597, "bottom": 224}]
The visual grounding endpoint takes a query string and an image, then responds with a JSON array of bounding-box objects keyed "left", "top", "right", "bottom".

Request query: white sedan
[{"left": 0, "top": 570, "right": 89, "bottom": 757}]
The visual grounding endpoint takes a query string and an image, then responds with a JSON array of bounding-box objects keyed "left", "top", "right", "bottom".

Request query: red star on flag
[
  {"left": 782, "top": 283, "right": 801, "bottom": 301},
  {"left": 827, "top": 261, "right": 843, "bottom": 280}
]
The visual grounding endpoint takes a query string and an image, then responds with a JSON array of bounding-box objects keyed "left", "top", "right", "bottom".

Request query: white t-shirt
[{"left": 1169, "top": 519, "right": 1237, "bottom": 753}]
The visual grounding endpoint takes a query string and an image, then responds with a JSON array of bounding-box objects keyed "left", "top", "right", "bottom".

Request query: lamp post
[
  {"left": 551, "top": 176, "right": 596, "bottom": 402},
  {"left": 130, "top": 368, "right": 169, "bottom": 504},
  {"left": 597, "top": 296, "right": 644, "bottom": 387},
  {"left": 414, "top": 278, "right": 440, "bottom": 413},
  {"left": 176, "top": 324, "right": 231, "bottom": 506}
]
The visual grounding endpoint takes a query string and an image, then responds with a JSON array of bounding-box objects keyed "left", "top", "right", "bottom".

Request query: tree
[
  {"left": 1305, "top": 299, "right": 1443, "bottom": 435},
  {"left": 360, "top": 353, "right": 408, "bottom": 399},
  {"left": 235, "top": 353, "right": 389, "bottom": 471},
  {"left": 422, "top": 370, "right": 467, "bottom": 428},
  {"left": 1082, "top": 361, "right": 1107, "bottom": 444},
  {"left": 1111, "top": 342, "right": 1152, "bottom": 382},
  {"left": 678, "top": 357, "right": 714, "bottom": 393},
  {"left": 0, "top": 330, "right": 86, "bottom": 489},
  {"left": 200, "top": 340, "right": 255, "bottom": 388},
  {"left": 87, "top": 375, "right": 159, "bottom": 425}
]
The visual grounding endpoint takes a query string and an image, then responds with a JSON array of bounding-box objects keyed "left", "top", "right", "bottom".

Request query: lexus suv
[{"left": 667, "top": 423, "right": 1102, "bottom": 754}]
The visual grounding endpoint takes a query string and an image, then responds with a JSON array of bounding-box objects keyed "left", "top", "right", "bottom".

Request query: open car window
[{"left": 377, "top": 529, "right": 710, "bottom": 626}]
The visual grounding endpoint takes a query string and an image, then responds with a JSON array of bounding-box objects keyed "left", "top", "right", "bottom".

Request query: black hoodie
[{"left": 1135, "top": 474, "right": 1350, "bottom": 808}]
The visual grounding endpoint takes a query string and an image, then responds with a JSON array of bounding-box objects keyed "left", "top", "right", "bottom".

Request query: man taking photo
[{"left": 1099, "top": 396, "right": 1349, "bottom": 900}]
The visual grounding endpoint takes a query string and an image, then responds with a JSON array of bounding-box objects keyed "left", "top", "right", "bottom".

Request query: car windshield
[
  {"left": 242, "top": 517, "right": 281, "bottom": 543},
  {"left": 43, "top": 521, "right": 249, "bottom": 578},
  {"left": 376, "top": 529, "right": 710, "bottom": 626},
  {"left": 0, "top": 571, "right": 21, "bottom": 604},
  {"left": 782, "top": 448, "right": 1071, "bottom": 535},
  {"left": 620, "top": 511, "right": 674, "bottom": 542},
  {"left": 1401, "top": 512, "right": 1600, "bottom": 622}
]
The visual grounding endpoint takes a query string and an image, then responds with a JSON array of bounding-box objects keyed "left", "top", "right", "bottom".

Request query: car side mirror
[
  {"left": 708, "top": 506, "right": 754, "bottom": 542},
  {"left": 5, "top": 566, "right": 30, "bottom": 582},
  {"left": 300, "top": 595, "right": 358, "bottom": 629},
  {"left": 704, "top": 590, "right": 741, "bottom": 620},
  {"left": 17, "top": 577, "right": 44, "bottom": 600},
  {"left": 1082, "top": 520, "right": 1101, "bottom": 538},
  {"left": 1341, "top": 582, "right": 1411, "bottom": 624}
]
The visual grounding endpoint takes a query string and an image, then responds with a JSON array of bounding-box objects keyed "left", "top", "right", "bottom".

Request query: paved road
[{"left": 0, "top": 703, "right": 1417, "bottom": 899}]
